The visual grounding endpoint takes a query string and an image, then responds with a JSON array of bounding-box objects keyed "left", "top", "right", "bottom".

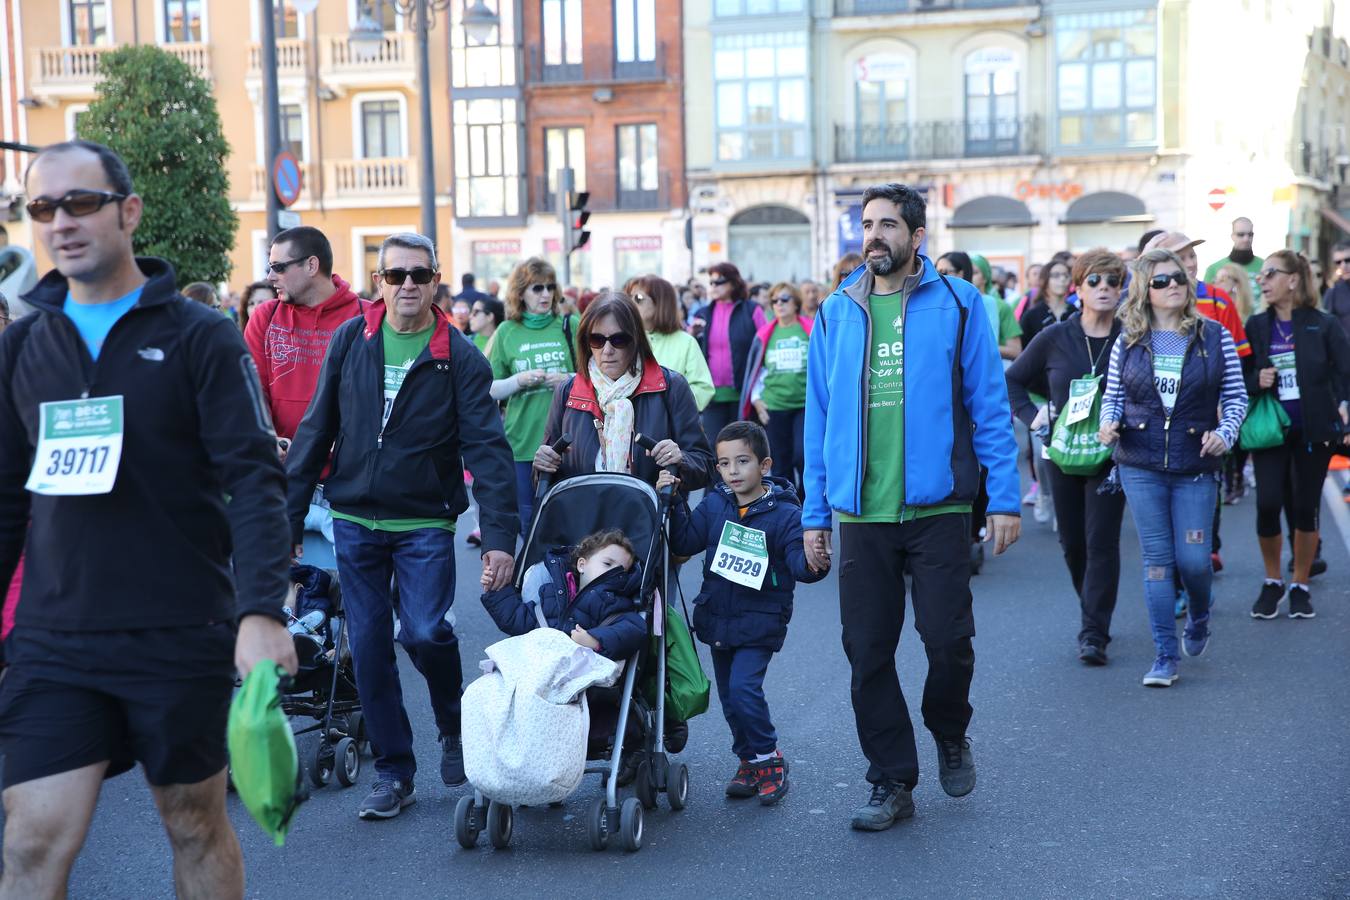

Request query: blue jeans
[
  {"left": 1117, "top": 464, "right": 1218, "bottom": 660},
  {"left": 514, "top": 461, "right": 536, "bottom": 537},
  {"left": 710, "top": 646, "right": 777, "bottom": 759},
  {"left": 332, "top": 519, "right": 461, "bottom": 782}
]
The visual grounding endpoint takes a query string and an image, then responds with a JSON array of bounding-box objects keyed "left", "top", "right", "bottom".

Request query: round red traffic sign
[
  {"left": 1207, "top": 188, "right": 1227, "bottom": 212},
  {"left": 272, "top": 151, "right": 303, "bottom": 208}
]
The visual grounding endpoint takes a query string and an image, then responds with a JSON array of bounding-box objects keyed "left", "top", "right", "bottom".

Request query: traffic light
[{"left": 557, "top": 167, "right": 590, "bottom": 254}]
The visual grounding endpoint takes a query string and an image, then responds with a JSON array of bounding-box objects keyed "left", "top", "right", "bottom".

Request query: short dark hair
[
  {"left": 1137, "top": 229, "right": 1164, "bottom": 254},
  {"left": 570, "top": 529, "right": 636, "bottom": 576},
  {"left": 1333, "top": 239, "right": 1350, "bottom": 255},
  {"left": 716, "top": 421, "right": 770, "bottom": 462},
  {"left": 707, "top": 262, "right": 748, "bottom": 302},
  {"left": 25, "top": 139, "right": 133, "bottom": 195},
  {"left": 461, "top": 272, "right": 476, "bottom": 288},
  {"left": 182, "top": 282, "right": 218, "bottom": 307},
  {"left": 473, "top": 295, "right": 505, "bottom": 327},
  {"left": 272, "top": 225, "right": 333, "bottom": 277},
  {"left": 861, "top": 183, "right": 926, "bottom": 234},
  {"left": 1072, "top": 248, "right": 1127, "bottom": 286},
  {"left": 937, "top": 251, "right": 974, "bottom": 282}
]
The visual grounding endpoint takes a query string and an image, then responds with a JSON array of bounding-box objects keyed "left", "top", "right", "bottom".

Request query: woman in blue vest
[
  {"left": 1098, "top": 248, "right": 1247, "bottom": 688},
  {"left": 1245, "top": 250, "right": 1350, "bottom": 620}
]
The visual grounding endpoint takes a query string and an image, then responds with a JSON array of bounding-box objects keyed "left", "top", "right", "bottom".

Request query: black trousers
[
  {"left": 1253, "top": 428, "right": 1332, "bottom": 536},
  {"left": 701, "top": 399, "right": 739, "bottom": 448},
  {"left": 764, "top": 406, "right": 805, "bottom": 495},
  {"left": 839, "top": 514, "right": 975, "bottom": 789},
  {"left": 1045, "top": 464, "right": 1126, "bottom": 647}
]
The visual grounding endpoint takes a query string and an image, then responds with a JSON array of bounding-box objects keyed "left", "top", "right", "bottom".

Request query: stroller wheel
[
  {"left": 586, "top": 798, "right": 609, "bottom": 851},
  {"left": 634, "top": 760, "right": 657, "bottom": 811},
  {"left": 349, "top": 712, "right": 368, "bottom": 755},
  {"left": 309, "top": 741, "right": 334, "bottom": 788},
  {"left": 454, "top": 796, "right": 480, "bottom": 849},
  {"left": 335, "top": 737, "right": 359, "bottom": 787},
  {"left": 619, "top": 797, "right": 643, "bottom": 852},
  {"left": 666, "top": 762, "right": 689, "bottom": 811},
  {"left": 487, "top": 801, "right": 513, "bottom": 850}
]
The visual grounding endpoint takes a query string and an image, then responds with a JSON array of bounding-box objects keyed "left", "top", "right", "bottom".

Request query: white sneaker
[{"left": 1033, "top": 490, "right": 1053, "bottom": 524}]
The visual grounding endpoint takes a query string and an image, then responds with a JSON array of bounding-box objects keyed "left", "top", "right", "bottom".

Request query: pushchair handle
[
  {"left": 531, "top": 433, "right": 573, "bottom": 521},
  {"left": 634, "top": 432, "right": 677, "bottom": 501}
]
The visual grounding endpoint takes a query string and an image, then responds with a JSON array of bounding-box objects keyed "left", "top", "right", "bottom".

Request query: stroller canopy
[{"left": 519, "top": 474, "right": 662, "bottom": 584}]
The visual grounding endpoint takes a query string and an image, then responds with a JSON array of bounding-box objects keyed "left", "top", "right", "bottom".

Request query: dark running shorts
[{"left": 0, "top": 623, "right": 236, "bottom": 788}]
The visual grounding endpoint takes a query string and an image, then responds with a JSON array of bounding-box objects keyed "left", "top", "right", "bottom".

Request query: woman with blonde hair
[
  {"left": 624, "top": 274, "right": 714, "bottom": 410},
  {"left": 1245, "top": 250, "right": 1350, "bottom": 620},
  {"left": 487, "top": 257, "right": 578, "bottom": 529},
  {"left": 1098, "top": 248, "right": 1246, "bottom": 687},
  {"left": 1213, "top": 262, "right": 1256, "bottom": 321}
]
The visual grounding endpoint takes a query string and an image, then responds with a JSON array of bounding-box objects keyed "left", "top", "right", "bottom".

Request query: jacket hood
[
  {"left": 545, "top": 545, "right": 644, "bottom": 602},
  {"left": 710, "top": 474, "right": 801, "bottom": 512},
  {"left": 23, "top": 256, "right": 178, "bottom": 313},
  {"left": 313, "top": 274, "right": 360, "bottom": 312},
  {"left": 970, "top": 254, "right": 995, "bottom": 293}
]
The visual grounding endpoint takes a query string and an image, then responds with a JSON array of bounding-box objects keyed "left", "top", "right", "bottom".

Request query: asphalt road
[{"left": 39, "top": 472, "right": 1350, "bottom": 899}]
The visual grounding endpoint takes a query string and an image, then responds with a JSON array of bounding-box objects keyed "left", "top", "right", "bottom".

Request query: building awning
[
  {"left": 1320, "top": 205, "right": 1350, "bottom": 235},
  {"left": 1060, "top": 191, "right": 1153, "bottom": 225},
  {"left": 949, "top": 196, "right": 1036, "bottom": 228}
]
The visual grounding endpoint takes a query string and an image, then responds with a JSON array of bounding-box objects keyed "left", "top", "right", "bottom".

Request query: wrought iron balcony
[
  {"left": 833, "top": 115, "right": 1042, "bottom": 163},
  {"left": 533, "top": 169, "right": 671, "bottom": 214},
  {"left": 525, "top": 42, "right": 667, "bottom": 85},
  {"left": 835, "top": 0, "right": 1033, "bottom": 15}
]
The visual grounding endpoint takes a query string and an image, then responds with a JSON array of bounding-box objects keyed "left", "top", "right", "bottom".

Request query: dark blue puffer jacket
[
  {"left": 480, "top": 547, "right": 646, "bottom": 661},
  {"left": 667, "top": 476, "right": 823, "bottom": 652}
]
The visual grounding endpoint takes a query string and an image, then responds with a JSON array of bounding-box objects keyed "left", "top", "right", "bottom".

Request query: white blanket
[{"left": 461, "top": 628, "right": 622, "bottom": 806}]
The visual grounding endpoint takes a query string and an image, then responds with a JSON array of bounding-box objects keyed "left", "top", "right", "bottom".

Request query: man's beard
[
  {"left": 865, "top": 239, "right": 912, "bottom": 276},
  {"left": 1230, "top": 247, "right": 1255, "bottom": 265}
]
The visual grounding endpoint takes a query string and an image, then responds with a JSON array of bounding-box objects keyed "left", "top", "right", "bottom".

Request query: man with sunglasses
[
  {"left": 0, "top": 140, "right": 296, "bottom": 897},
  {"left": 285, "top": 232, "right": 518, "bottom": 820},
  {"left": 1204, "top": 217, "right": 1264, "bottom": 294}
]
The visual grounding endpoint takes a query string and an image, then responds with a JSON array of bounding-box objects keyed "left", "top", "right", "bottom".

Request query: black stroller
[
  {"left": 279, "top": 566, "right": 368, "bottom": 790},
  {"left": 454, "top": 472, "right": 689, "bottom": 853}
]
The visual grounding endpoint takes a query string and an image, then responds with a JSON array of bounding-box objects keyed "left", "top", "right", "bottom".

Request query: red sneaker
[
  {"left": 725, "top": 760, "right": 758, "bottom": 799},
  {"left": 755, "top": 751, "right": 790, "bottom": 805}
]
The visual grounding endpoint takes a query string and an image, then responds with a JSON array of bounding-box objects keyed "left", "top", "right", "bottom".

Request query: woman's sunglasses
[
  {"left": 528, "top": 283, "right": 557, "bottom": 293},
  {"left": 1148, "top": 272, "right": 1188, "bottom": 289},
  {"left": 1084, "top": 273, "right": 1122, "bottom": 288},
  {"left": 379, "top": 267, "right": 437, "bottom": 285},
  {"left": 27, "top": 189, "right": 127, "bottom": 223},
  {"left": 1257, "top": 267, "right": 1294, "bottom": 280},
  {"left": 588, "top": 331, "right": 633, "bottom": 350},
  {"left": 709, "top": 278, "right": 728, "bottom": 286},
  {"left": 773, "top": 295, "right": 795, "bottom": 305}
]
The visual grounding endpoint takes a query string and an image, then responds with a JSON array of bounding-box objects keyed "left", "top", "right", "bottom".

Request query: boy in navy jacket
[
  {"left": 664, "top": 421, "right": 826, "bottom": 804},
  {"left": 480, "top": 529, "right": 645, "bottom": 662}
]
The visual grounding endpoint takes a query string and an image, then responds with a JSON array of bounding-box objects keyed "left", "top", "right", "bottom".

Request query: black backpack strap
[
  {"left": 936, "top": 271, "right": 969, "bottom": 381},
  {"left": 562, "top": 313, "right": 576, "bottom": 371}
]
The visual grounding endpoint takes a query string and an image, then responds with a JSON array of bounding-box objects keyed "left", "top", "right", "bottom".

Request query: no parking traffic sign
[{"left": 272, "top": 152, "right": 303, "bottom": 208}]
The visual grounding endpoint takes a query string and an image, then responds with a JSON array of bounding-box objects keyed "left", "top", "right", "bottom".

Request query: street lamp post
[{"left": 350, "top": 0, "right": 499, "bottom": 251}]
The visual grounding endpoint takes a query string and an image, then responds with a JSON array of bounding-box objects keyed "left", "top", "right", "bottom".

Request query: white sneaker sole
[
  {"left": 1180, "top": 633, "right": 1209, "bottom": 658},
  {"left": 358, "top": 793, "right": 416, "bottom": 820},
  {"left": 1142, "top": 672, "right": 1178, "bottom": 687},
  {"left": 1250, "top": 590, "right": 1285, "bottom": 619}
]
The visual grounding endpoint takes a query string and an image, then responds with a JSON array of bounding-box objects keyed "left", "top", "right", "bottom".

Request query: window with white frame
[
  {"left": 852, "top": 53, "right": 909, "bottom": 160},
  {"left": 281, "top": 103, "right": 306, "bottom": 160},
  {"left": 1055, "top": 8, "right": 1156, "bottom": 149},
  {"left": 162, "top": 0, "right": 203, "bottom": 42},
  {"left": 453, "top": 98, "right": 521, "bottom": 218},
  {"left": 714, "top": 32, "right": 809, "bottom": 163},
  {"left": 356, "top": 0, "right": 402, "bottom": 30},
  {"left": 273, "top": 0, "right": 299, "bottom": 38},
  {"left": 360, "top": 99, "right": 403, "bottom": 157},
  {"left": 965, "top": 47, "right": 1020, "bottom": 155},
  {"left": 544, "top": 126, "right": 586, "bottom": 208},
  {"left": 714, "top": 0, "right": 803, "bottom": 17},
  {"left": 68, "top": 0, "right": 110, "bottom": 45},
  {"left": 617, "top": 123, "right": 658, "bottom": 206}
]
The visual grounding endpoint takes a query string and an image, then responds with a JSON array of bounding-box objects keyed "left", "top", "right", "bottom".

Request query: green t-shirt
[
  {"left": 761, "top": 322, "right": 809, "bottom": 411},
  {"left": 984, "top": 294, "right": 1022, "bottom": 346},
  {"left": 488, "top": 316, "right": 577, "bottom": 461},
  {"left": 713, "top": 385, "right": 740, "bottom": 404},
  {"left": 839, "top": 292, "right": 971, "bottom": 524},
  {"left": 473, "top": 331, "right": 490, "bottom": 353},
  {"left": 331, "top": 320, "right": 455, "bottom": 533},
  {"left": 1204, "top": 255, "right": 1263, "bottom": 298}
]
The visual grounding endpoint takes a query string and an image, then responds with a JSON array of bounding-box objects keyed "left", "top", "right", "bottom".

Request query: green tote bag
[{"left": 1239, "top": 391, "right": 1291, "bottom": 451}]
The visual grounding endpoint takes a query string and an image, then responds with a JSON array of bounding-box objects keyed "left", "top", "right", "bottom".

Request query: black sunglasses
[
  {"left": 773, "top": 295, "right": 795, "bottom": 304},
  {"left": 528, "top": 283, "right": 557, "bottom": 293},
  {"left": 1085, "top": 273, "right": 1122, "bottom": 289},
  {"left": 26, "top": 189, "right": 127, "bottom": 223},
  {"left": 709, "top": 278, "right": 728, "bottom": 286},
  {"left": 379, "top": 267, "right": 437, "bottom": 285},
  {"left": 1149, "top": 272, "right": 1189, "bottom": 289},
  {"left": 587, "top": 331, "right": 633, "bottom": 350},
  {"left": 1257, "top": 267, "right": 1294, "bottom": 280},
  {"left": 268, "top": 256, "right": 313, "bottom": 275}
]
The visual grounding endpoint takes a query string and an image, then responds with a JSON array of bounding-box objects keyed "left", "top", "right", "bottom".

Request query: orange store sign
[{"left": 1014, "top": 181, "right": 1083, "bottom": 201}]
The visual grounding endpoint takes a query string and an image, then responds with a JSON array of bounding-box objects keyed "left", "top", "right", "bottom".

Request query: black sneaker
[
  {"left": 1078, "top": 640, "right": 1107, "bottom": 666},
  {"left": 934, "top": 735, "right": 976, "bottom": 798},
  {"left": 850, "top": 780, "right": 914, "bottom": 831},
  {"left": 664, "top": 719, "right": 689, "bottom": 754},
  {"left": 1251, "top": 581, "right": 1284, "bottom": 619},
  {"left": 440, "top": 734, "right": 466, "bottom": 786},
  {"left": 358, "top": 779, "right": 415, "bottom": 819},
  {"left": 1310, "top": 557, "right": 1328, "bottom": 578},
  {"left": 1288, "top": 586, "right": 1315, "bottom": 619},
  {"left": 755, "top": 751, "right": 790, "bottom": 806},
  {"left": 725, "top": 760, "right": 758, "bottom": 798}
]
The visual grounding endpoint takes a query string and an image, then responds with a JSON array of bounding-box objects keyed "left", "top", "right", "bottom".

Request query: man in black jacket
[
  {"left": 286, "top": 232, "right": 518, "bottom": 820},
  {"left": 0, "top": 141, "right": 295, "bottom": 897}
]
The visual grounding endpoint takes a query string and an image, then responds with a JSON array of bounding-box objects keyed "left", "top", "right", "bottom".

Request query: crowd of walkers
[{"left": 0, "top": 138, "right": 1348, "bottom": 895}]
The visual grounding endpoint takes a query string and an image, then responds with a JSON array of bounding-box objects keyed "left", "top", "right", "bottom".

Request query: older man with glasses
[{"left": 285, "top": 233, "right": 519, "bottom": 820}]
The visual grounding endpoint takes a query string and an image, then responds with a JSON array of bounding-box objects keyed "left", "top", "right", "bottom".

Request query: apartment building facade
[
  {"left": 14, "top": 0, "right": 453, "bottom": 292},
  {"left": 685, "top": 0, "right": 1348, "bottom": 287},
  {"left": 446, "top": 0, "right": 688, "bottom": 289}
]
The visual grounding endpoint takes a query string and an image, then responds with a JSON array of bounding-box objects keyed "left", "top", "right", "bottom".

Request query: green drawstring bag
[
  {"left": 1046, "top": 375, "right": 1114, "bottom": 476},
  {"left": 227, "top": 662, "right": 303, "bottom": 846},
  {"left": 643, "top": 603, "right": 710, "bottom": 723},
  {"left": 1239, "top": 391, "right": 1291, "bottom": 451}
]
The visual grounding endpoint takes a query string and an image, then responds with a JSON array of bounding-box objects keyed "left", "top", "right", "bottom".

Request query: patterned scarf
[{"left": 589, "top": 357, "right": 643, "bottom": 473}]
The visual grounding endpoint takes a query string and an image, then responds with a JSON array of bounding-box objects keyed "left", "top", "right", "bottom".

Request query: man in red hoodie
[{"left": 246, "top": 226, "right": 367, "bottom": 444}]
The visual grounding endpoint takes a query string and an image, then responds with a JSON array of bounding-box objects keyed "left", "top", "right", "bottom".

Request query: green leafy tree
[{"left": 77, "top": 45, "right": 236, "bottom": 286}]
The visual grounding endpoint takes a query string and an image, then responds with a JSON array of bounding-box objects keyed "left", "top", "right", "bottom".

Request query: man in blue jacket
[
  {"left": 802, "top": 183, "right": 1021, "bottom": 832},
  {"left": 286, "top": 233, "right": 519, "bottom": 820}
]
